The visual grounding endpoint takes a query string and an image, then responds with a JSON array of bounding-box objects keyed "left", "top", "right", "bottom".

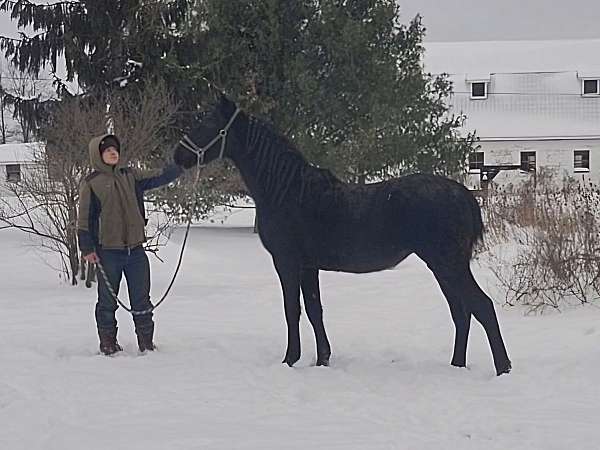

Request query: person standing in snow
[{"left": 78, "top": 134, "right": 183, "bottom": 356}]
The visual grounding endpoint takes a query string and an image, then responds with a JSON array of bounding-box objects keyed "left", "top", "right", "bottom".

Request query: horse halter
[{"left": 179, "top": 107, "right": 241, "bottom": 167}]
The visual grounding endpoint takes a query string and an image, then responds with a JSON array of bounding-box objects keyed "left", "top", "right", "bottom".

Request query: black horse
[{"left": 174, "top": 95, "right": 511, "bottom": 376}]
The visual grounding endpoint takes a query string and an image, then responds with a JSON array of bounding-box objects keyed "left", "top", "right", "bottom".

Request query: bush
[{"left": 480, "top": 170, "right": 600, "bottom": 313}]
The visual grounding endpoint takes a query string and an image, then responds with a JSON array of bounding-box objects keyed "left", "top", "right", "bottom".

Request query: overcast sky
[
  {"left": 1, "top": 1, "right": 600, "bottom": 42},
  {"left": 399, "top": 0, "right": 600, "bottom": 41}
]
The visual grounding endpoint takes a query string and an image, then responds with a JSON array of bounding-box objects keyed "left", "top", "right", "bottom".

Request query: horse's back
[{"left": 258, "top": 173, "right": 481, "bottom": 273}]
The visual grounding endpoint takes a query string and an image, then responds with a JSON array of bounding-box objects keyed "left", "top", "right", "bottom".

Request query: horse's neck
[
  {"left": 231, "top": 118, "right": 307, "bottom": 207},
  {"left": 233, "top": 155, "right": 266, "bottom": 205}
]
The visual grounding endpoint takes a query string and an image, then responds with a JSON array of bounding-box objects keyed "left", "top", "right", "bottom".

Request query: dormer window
[
  {"left": 582, "top": 79, "right": 599, "bottom": 96},
  {"left": 578, "top": 72, "right": 600, "bottom": 96},
  {"left": 470, "top": 82, "right": 488, "bottom": 99},
  {"left": 466, "top": 75, "right": 491, "bottom": 100}
]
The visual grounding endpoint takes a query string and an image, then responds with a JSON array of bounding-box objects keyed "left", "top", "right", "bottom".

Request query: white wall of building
[
  {"left": 0, "top": 163, "right": 39, "bottom": 196},
  {"left": 465, "top": 139, "right": 600, "bottom": 189},
  {"left": 0, "top": 142, "right": 43, "bottom": 197}
]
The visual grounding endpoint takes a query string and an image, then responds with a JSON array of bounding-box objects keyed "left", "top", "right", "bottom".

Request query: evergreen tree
[
  {"left": 0, "top": 0, "right": 188, "bottom": 91},
  {"left": 301, "top": 1, "right": 476, "bottom": 180},
  {"left": 184, "top": 0, "right": 475, "bottom": 181},
  {"left": 0, "top": 0, "right": 191, "bottom": 145}
]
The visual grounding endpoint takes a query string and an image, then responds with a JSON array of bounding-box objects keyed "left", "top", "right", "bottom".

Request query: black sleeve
[
  {"left": 136, "top": 164, "right": 184, "bottom": 192},
  {"left": 77, "top": 182, "right": 100, "bottom": 255}
]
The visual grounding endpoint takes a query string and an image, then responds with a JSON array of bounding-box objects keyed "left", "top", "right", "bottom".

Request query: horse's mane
[{"left": 245, "top": 116, "right": 341, "bottom": 206}]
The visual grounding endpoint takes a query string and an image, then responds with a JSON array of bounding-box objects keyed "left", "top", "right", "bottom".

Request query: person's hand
[{"left": 83, "top": 252, "right": 99, "bottom": 264}]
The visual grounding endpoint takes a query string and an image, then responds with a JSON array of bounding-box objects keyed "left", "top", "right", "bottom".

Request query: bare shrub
[
  {"left": 0, "top": 81, "right": 181, "bottom": 284},
  {"left": 481, "top": 169, "right": 600, "bottom": 313}
]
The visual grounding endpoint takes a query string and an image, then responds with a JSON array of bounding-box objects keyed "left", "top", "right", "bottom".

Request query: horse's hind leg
[
  {"left": 462, "top": 268, "right": 511, "bottom": 375},
  {"left": 300, "top": 268, "right": 331, "bottom": 366},
  {"left": 425, "top": 256, "right": 510, "bottom": 376},
  {"left": 432, "top": 270, "right": 472, "bottom": 368}
]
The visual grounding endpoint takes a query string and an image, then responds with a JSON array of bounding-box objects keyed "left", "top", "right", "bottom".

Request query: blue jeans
[{"left": 95, "top": 247, "right": 154, "bottom": 332}]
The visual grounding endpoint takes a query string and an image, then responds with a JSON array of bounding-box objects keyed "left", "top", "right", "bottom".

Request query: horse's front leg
[
  {"left": 273, "top": 257, "right": 302, "bottom": 367},
  {"left": 301, "top": 268, "right": 331, "bottom": 366}
]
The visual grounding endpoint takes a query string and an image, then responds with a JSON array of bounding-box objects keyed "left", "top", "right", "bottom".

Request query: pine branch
[
  {"left": 0, "top": 29, "right": 56, "bottom": 42},
  {"left": 1, "top": 0, "right": 79, "bottom": 9},
  {"left": 0, "top": 0, "right": 80, "bottom": 18}
]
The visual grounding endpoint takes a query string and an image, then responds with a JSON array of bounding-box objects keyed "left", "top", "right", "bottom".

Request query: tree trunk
[
  {"left": 67, "top": 202, "right": 80, "bottom": 285},
  {"left": 68, "top": 237, "right": 80, "bottom": 285},
  {"left": 0, "top": 96, "right": 6, "bottom": 144}
]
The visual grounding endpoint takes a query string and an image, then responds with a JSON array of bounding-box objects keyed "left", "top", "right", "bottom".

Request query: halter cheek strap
[{"left": 179, "top": 107, "right": 241, "bottom": 167}]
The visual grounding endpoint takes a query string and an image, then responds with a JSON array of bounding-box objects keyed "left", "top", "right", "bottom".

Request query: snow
[{"left": 1, "top": 211, "right": 600, "bottom": 449}]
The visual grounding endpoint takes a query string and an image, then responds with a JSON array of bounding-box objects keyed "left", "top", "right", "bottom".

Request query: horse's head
[{"left": 174, "top": 94, "right": 241, "bottom": 169}]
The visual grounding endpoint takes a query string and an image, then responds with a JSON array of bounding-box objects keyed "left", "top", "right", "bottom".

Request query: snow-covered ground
[{"left": 1, "top": 210, "right": 599, "bottom": 449}]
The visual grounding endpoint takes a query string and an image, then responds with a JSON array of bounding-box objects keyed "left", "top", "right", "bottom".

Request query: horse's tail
[{"left": 468, "top": 192, "right": 484, "bottom": 258}]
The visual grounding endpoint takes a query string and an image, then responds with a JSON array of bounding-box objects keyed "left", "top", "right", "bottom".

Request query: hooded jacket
[{"left": 77, "top": 134, "right": 183, "bottom": 255}]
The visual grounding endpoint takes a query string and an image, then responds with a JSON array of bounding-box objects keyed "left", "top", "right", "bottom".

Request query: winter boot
[
  {"left": 98, "top": 328, "right": 123, "bottom": 356},
  {"left": 136, "top": 324, "right": 155, "bottom": 352}
]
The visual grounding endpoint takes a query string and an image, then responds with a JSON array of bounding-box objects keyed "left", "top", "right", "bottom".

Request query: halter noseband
[{"left": 179, "top": 107, "right": 241, "bottom": 167}]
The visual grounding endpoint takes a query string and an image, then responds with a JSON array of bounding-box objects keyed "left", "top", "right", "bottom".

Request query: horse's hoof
[
  {"left": 451, "top": 356, "right": 466, "bottom": 368},
  {"left": 496, "top": 360, "right": 512, "bottom": 376},
  {"left": 282, "top": 354, "right": 300, "bottom": 367},
  {"left": 316, "top": 358, "right": 329, "bottom": 367}
]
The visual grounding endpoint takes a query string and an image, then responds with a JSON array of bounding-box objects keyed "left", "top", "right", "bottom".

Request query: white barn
[
  {"left": 424, "top": 39, "right": 600, "bottom": 189},
  {"left": 0, "top": 142, "right": 43, "bottom": 196}
]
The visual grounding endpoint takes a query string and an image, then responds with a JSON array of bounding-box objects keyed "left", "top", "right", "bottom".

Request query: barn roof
[
  {"left": 0, "top": 142, "right": 42, "bottom": 164},
  {"left": 423, "top": 40, "right": 600, "bottom": 140}
]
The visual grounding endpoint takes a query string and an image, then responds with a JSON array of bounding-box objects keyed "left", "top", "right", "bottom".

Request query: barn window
[
  {"left": 468, "top": 151, "right": 484, "bottom": 172},
  {"left": 574, "top": 150, "right": 590, "bottom": 171},
  {"left": 520, "top": 152, "right": 536, "bottom": 172}
]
